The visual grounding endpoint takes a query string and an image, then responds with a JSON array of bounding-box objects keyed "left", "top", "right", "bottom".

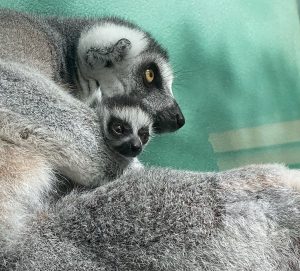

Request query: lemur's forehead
[
  {"left": 79, "top": 22, "right": 148, "bottom": 60},
  {"left": 110, "top": 106, "right": 152, "bottom": 130}
]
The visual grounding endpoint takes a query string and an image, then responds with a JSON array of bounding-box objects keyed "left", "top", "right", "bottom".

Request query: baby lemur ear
[{"left": 86, "top": 38, "right": 132, "bottom": 69}]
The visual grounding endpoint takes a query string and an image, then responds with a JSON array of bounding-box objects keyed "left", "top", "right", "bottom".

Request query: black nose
[
  {"left": 153, "top": 102, "right": 185, "bottom": 133},
  {"left": 114, "top": 138, "right": 142, "bottom": 158},
  {"left": 176, "top": 111, "right": 185, "bottom": 128},
  {"left": 130, "top": 141, "right": 142, "bottom": 156}
]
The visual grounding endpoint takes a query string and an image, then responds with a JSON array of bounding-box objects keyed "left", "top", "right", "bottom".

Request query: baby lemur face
[{"left": 100, "top": 96, "right": 153, "bottom": 158}]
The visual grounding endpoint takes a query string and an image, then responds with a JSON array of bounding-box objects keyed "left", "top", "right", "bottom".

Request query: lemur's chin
[
  {"left": 120, "top": 152, "right": 140, "bottom": 158},
  {"left": 116, "top": 149, "right": 142, "bottom": 158}
]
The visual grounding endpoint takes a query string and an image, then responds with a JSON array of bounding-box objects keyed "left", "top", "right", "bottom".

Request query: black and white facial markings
[
  {"left": 99, "top": 95, "right": 153, "bottom": 158},
  {"left": 77, "top": 19, "right": 185, "bottom": 133}
]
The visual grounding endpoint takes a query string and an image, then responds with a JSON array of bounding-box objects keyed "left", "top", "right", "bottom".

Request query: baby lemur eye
[
  {"left": 138, "top": 128, "right": 150, "bottom": 144},
  {"left": 108, "top": 117, "right": 132, "bottom": 137},
  {"left": 113, "top": 124, "right": 124, "bottom": 135}
]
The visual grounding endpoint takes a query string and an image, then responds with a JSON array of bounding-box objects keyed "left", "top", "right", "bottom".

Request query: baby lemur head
[{"left": 99, "top": 95, "right": 153, "bottom": 158}]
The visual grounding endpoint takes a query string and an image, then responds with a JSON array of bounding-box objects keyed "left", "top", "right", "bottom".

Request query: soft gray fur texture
[
  {"left": 0, "top": 59, "right": 147, "bottom": 245},
  {"left": 0, "top": 9, "right": 185, "bottom": 133},
  {"left": 2, "top": 165, "right": 300, "bottom": 270},
  {"left": 0, "top": 60, "right": 133, "bottom": 187},
  {"left": 2, "top": 8, "right": 300, "bottom": 271}
]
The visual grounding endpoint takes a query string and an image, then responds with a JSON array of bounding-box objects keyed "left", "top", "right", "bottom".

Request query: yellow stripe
[{"left": 209, "top": 120, "right": 300, "bottom": 153}]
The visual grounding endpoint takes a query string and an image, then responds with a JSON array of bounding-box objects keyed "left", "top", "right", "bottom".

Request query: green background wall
[{"left": 1, "top": 0, "right": 300, "bottom": 171}]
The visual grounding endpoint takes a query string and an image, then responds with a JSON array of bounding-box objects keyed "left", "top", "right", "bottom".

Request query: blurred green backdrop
[{"left": 1, "top": 0, "right": 300, "bottom": 171}]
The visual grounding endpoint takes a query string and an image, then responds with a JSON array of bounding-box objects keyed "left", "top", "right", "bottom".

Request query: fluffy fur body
[
  {"left": 1, "top": 9, "right": 300, "bottom": 271},
  {"left": 0, "top": 60, "right": 106, "bottom": 187},
  {"left": 0, "top": 9, "right": 185, "bottom": 133},
  {"left": 0, "top": 61, "right": 151, "bottom": 184},
  {"left": 2, "top": 165, "right": 300, "bottom": 270},
  {"left": 0, "top": 60, "right": 152, "bottom": 243}
]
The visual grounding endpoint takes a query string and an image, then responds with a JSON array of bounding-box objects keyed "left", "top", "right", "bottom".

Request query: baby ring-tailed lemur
[
  {"left": 100, "top": 96, "right": 152, "bottom": 157},
  {"left": 98, "top": 95, "right": 153, "bottom": 177},
  {"left": 0, "top": 9, "right": 185, "bottom": 133}
]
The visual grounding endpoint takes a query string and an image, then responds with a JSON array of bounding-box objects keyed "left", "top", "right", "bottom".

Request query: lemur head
[
  {"left": 99, "top": 95, "right": 153, "bottom": 158},
  {"left": 77, "top": 18, "right": 185, "bottom": 134}
]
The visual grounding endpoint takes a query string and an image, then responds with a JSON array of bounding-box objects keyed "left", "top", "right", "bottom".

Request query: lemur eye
[
  {"left": 138, "top": 128, "right": 150, "bottom": 144},
  {"left": 113, "top": 124, "right": 124, "bottom": 135},
  {"left": 145, "top": 69, "right": 154, "bottom": 83},
  {"left": 142, "top": 63, "right": 162, "bottom": 89}
]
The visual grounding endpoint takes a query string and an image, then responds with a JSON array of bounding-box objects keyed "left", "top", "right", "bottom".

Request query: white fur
[
  {"left": 109, "top": 106, "right": 152, "bottom": 134},
  {"left": 78, "top": 23, "right": 148, "bottom": 65},
  {"left": 125, "top": 158, "right": 144, "bottom": 174},
  {"left": 86, "top": 87, "right": 102, "bottom": 106},
  {"left": 282, "top": 169, "right": 300, "bottom": 191},
  {"left": 158, "top": 56, "right": 174, "bottom": 97},
  {"left": 0, "top": 144, "right": 54, "bottom": 245},
  {"left": 77, "top": 22, "right": 149, "bottom": 97},
  {"left": 76, "top": 23, "right": 174, "bottom": 103}
]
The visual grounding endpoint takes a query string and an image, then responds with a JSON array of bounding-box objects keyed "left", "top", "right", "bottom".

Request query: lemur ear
[{"left": 86, "top": 38, "right": 132, "bottom": 69}]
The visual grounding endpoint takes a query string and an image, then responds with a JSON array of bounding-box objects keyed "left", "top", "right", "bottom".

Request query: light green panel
[{"left": 1, "top": 0, "right": 300, "bottom": 171}]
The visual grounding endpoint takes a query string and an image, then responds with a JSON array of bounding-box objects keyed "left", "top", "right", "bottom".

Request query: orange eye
[{"left": 145, "top": 69, "right": 154, "bottom": 83}]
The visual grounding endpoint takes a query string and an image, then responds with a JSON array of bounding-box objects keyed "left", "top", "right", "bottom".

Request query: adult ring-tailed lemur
[
  {"left": 0, "top": 8, "right": 186, "bottom": 187},
  {"left": 2, "top": 9, "right": 300, "bottom": 271},
  {"left": 0, "top": 9, "right": 185, "bottom": 133}
]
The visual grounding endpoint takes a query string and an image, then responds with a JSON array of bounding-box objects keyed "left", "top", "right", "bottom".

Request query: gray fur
[
  {"left": 0, "top": 59, "right": 154, "bottom": 186},
  {"left": 0, "top": 59, "right": 152, "bottom": 246},
  {"left": 0, "top": 60, "right": 132, "bottom": 187},
  {"left": 2, "top": 165, "right": 300, "bottom": 270},
  {"left": 1, "top": 9, "right": 300, "bottom": 270},
  {"left": 0, "top": 9, "right": 185, "bottom": 133}
]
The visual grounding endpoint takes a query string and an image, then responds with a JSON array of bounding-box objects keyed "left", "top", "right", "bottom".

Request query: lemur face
[
  {"left": 100, "top": 96, "right": 153, "bottom": 158},
  {"left": 107, "top": 116, "right": 150, "bottom": 157},
  {"left": 77, "top": 19, "right": 185, "bottom": 134}
]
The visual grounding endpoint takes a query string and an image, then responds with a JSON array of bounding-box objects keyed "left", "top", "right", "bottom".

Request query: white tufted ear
[
  {"left": 77, "top": 22, "right": 148, "bottom": 73},
  {"left": 86, "top": 38, "right": 132, "bottom": 69}
]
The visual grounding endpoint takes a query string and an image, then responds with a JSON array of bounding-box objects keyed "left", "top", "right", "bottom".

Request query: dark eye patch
[
  {"left": 138, "top": 126, "right": 150, "bottom": 144},
  {"left": 142, "top": 62, "right": 163, "bottom": 90},
  {"left": 108, "top": 116, "right": 132, "bottom": 137},
  {"left": 138, "top": 127, "right": 149, "bottom": 134},
  {"left": 105, "top": 60, "right": 113, "bottom": 68}
]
